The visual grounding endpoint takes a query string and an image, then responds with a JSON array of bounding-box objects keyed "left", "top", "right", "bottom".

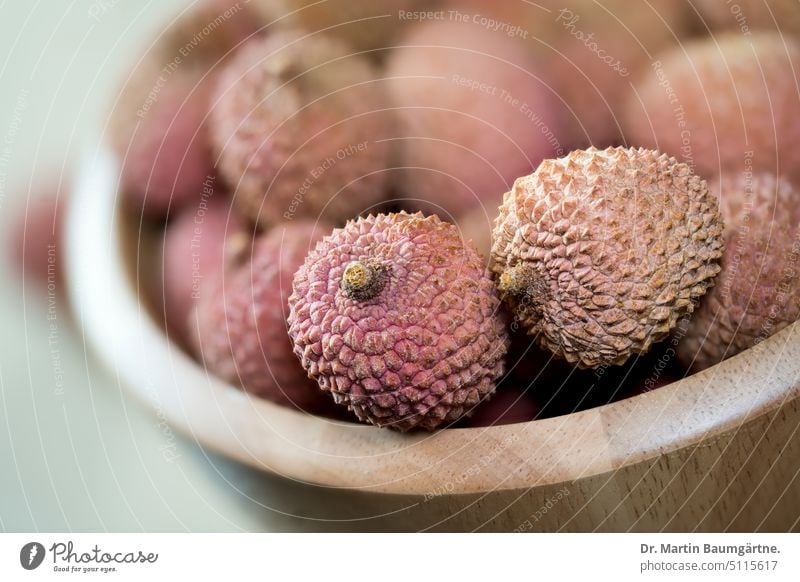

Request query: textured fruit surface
[
  {"left": 288, "top": 212, "right": 510, "bottom": 431},
  {"left": 210, "top": 30, "right": 392, "bottom": 227},
  {"left": 492, "top": 146, "right": 724, "bottom": 368},
  {"left": 447, "top": 1, "right": 688, "bottom": 147},
  {"left": 624, "top": 33, "right": 800, "bottom": 181},
  {"left": 192, "top": 221, "right": 330, "bottom": 411},
  {"left": 161, "top": 193, "right": 243, "bottom": 343},
  {"left": 386, "top": 18, "right": 563, "bottom": 216},
  {"left": 111, "top": 65, "right": 213, "bottom": 219},
  {"left": 677, "top": 173, "right": 800, "bottom": 371},
  {"left": 110, "top": 0, "right": 258, "bottom": 219}
]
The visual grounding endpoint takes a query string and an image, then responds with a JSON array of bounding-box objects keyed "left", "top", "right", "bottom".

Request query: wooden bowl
[{"left": 66, "top": 149, "right": 800, "bottom": 531}]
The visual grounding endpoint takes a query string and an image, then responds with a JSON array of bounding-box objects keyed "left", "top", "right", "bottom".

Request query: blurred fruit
[{"left": 387, "top": 18, "right": 563, "bottom": 216}]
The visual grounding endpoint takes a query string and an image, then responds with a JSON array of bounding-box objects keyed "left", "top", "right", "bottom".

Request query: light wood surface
[{"left": 66, "top": 148, "right": 800, "bottom": 531}]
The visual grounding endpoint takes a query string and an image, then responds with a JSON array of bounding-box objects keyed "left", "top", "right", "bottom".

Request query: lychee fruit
[
  {"left": 112, "top": 69, "right": 213, "bottom": 219},
  {"left": 160, "top": 191, "right": 244, "bottom": 343},
  {"left": 545, "top": 0, "right": 689, "bottom": 147},
  {"left": 624, "top": 33, "right": 800, "bottom": 182},
  {"left": 492, "top": 147, "right": 725, "bottom": 368},
  {"left": 452, "top": 0, "right": 689, "bottom": 147},
  {"left": 267, "top": 0, "right": 439, "bottom": 55},
  {"left": 288, "top": 212, "right": 510, "bottom": 431},
  {"left": 110, "top": 0, "right": 259, "bottom": 219},
  {"left": 191, "top": 220, "right": 331, "bottom": 412},
  {"left": 677, "top": 173, "right": 800, "bottom": 372},
  {"left": 386, "top": 18, "right": 563, "bottom": 216},
  {"left": 210, "top": 30, "right": 393, "bottom": 227},
  {"left": 693, "top": 0, "right": 800, "bottom": 35}
]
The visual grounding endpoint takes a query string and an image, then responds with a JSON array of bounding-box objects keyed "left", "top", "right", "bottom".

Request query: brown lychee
[
  {"left": 288, "top": 212, "right": 510, "bottom": 431},
  {"left": 210, "top": 30, "right": 392, "bottom": 227},
  {"left": 191, "top": 221, "right": 331, "bottom": 412},
  {"left": 624, "top": 33, "right": 800, "bottom": 182},
  {"left": 492, "top": 146, "right": 725, "bottom": 368},
  {"left": 677, "top": 173, "right": 800, "bottom": 372}
]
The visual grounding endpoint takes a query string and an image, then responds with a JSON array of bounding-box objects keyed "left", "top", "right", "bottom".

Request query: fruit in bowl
[{"left": 64, "top": 0, "right": 800, "bottom": 530}]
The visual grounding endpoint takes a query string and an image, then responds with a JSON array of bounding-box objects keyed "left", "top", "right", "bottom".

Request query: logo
[{"left": 20, "top": 542, "right": 46, "bottom": 570}]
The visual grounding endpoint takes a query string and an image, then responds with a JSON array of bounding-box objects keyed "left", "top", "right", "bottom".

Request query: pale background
[{"left": 0, "top": 0, "right": 328, "bottom": 532}]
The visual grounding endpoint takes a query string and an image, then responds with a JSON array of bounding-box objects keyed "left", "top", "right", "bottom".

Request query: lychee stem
[
  {"left": 498, "top": 264, "right": 535, "bottom": 297},
  {"left": 342, "top": 261, "right": 387, "bottom": 301}
]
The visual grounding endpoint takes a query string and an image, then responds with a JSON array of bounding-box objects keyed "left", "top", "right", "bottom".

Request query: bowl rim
[{"left": 66, "top": 146, "right": 800, "bottom": 496}]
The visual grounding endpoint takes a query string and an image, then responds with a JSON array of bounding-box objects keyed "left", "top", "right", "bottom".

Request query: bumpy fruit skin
[
  {"left": 677, "top": 173, "right": 800, "bottom": 372},
  {"left": 161, "top": 193, "right": 243, "bottom": 343},
  {"left": 288, "top": 212, "right": 510, "bottom": 431},
  {"left": 191, "top": 221, "right": 331, "bottom": 412},
  {"left": 110, "top": 0, "right": 259, "bottom": 219},
  {"left": 112, "top": 68, "right": 213, "bottom": 219},
  {"left": 492, "top": 147, "right": 724, "bottom": 368},
  {"left": 386, "top": 18, "right": 563, "bottom": 216},
  {"left": 624, "top": 33, "right": 800, "bottom": 182},
  {"left": 210, "top": 30, "right": 392, "bottom": 227}
]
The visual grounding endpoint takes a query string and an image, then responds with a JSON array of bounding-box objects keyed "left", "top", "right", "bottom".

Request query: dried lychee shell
[
  {"left": 677, "top": 173, "right": 800, "bottom": 371},
  {"left": 288, "top": 212, "right": 510, "bottom": 431},
  {"left": 492, "top": 146, "right": 724, "bottom": 368}
]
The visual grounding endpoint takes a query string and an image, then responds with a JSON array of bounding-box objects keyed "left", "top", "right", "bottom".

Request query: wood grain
[{"left": 66, "top": 149, "right": 800, "bottom": 531}]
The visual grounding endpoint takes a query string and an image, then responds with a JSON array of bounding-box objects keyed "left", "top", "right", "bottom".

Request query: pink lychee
[
  {"left": 210, "top": 30, "right": 393, "bottom": 227},
  {"left": 288, "top": 212, "right": 510, "bottom": 431},
  {"left": 191, "top": 220, "right": 332, "bottom": 412},
  {"left": 386, "top": 18, "right": 564, "bottom": 216}
]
